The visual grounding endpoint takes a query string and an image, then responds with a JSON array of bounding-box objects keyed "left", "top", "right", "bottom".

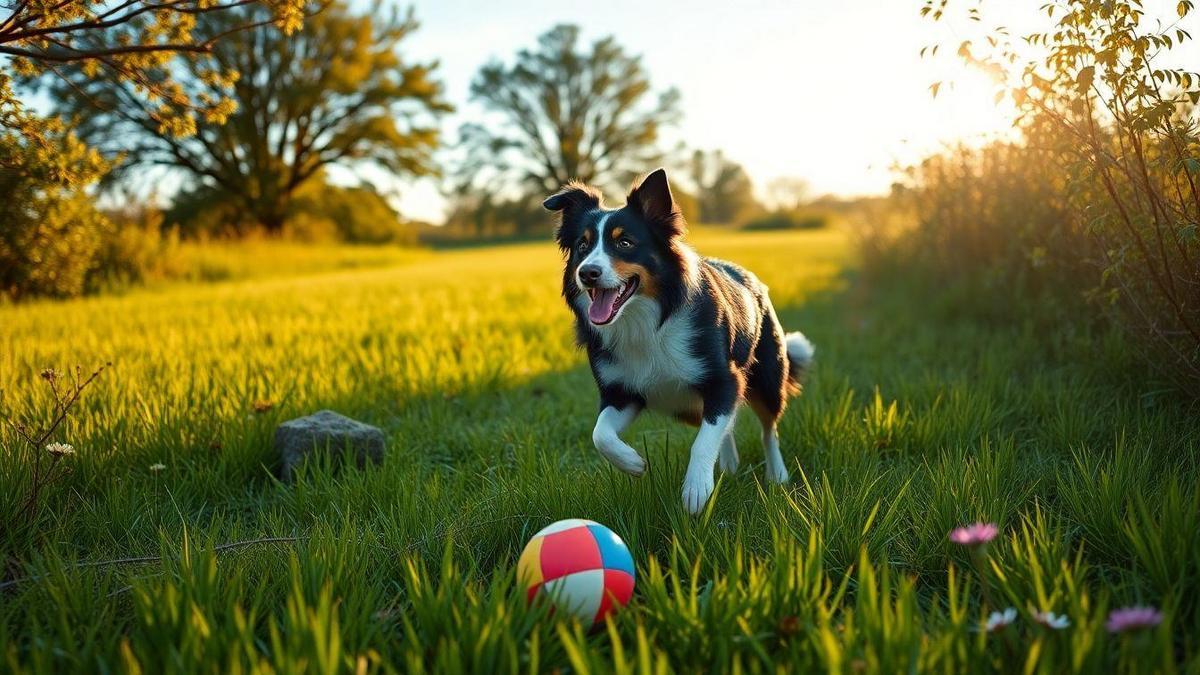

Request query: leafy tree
[
  {"left": 1, "top": 1, "right": 303, "bottom": 175},
  {"left": 288, "top": 181, "right": 414, "bottom": 244},
  {"left": 42, "top": 1, "right": 451, "bottom": 233},
  {"left": 766, "top": 177, "right": 811, "bottom": 212},
  {"left": 441, "top": 193, "right": 546, "bottom": 240},
  {"left": 688, "top": 149, "right": 759, "bottom": 224},
  {"left": 456, "top": 24, "right": 680, "bottom": 197}
]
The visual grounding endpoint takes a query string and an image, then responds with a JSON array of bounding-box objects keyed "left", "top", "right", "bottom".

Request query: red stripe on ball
[{"left": 538, "top": 527, "right": 602, "bottom": 581}]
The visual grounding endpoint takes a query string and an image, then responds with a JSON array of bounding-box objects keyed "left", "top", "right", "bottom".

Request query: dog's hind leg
[
  {"left": 746, "top": 315, "right": 792, "bottom": 485},
  {"left": 761, "top": 425, "right": 788, "bottom": 484},
  {"left": 718, "top": 432, "right": 739, "bottom": 474},
  {"left": 747, "top": 396, "right": 789, "bottom": 484}
]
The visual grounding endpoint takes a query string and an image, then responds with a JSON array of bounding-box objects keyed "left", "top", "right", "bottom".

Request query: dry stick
[
  {"left": 19, "top": 366, "right": 107, "bottom": 521},
  {"left": 0, "top": 536, "right": 304, "bottom": 591},
  {"left": 1, "top": 505, "right": 544, "bottom": 593}
]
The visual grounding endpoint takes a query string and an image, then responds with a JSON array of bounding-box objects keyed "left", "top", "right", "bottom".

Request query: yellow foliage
[{"left": 0, "top": 0, "right": 307, "bottom": 148}]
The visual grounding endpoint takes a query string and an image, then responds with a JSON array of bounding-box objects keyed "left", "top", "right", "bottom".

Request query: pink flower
[
  {"left": 1106, "top": 606, "right": 1163, "bottom": 634},
  {"left": 949, "top": 522, "right": 999, "bottom": 547}
]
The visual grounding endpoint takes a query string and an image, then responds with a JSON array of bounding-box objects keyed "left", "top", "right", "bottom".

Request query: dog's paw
[
  {"left": 765, "top": 458, "right": 790, "bottom": 485},
  {"left": 611, "top": 451, "right": 647, "bottom": 476},
  {"left": 598, "top": 441, "right": 647, "bottom": 476},
  {"left": 681, "top": 471, "right": 714, "bottom": 515}
]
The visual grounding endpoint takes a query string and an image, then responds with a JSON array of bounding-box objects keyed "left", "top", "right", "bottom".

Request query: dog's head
[{"left": 544, "top": 168, "right": 689, "bottom": 327}]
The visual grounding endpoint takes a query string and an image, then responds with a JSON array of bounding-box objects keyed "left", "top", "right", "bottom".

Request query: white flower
[
  {"left": 149, "top": 463, "right": 166, "bottom": 473},
  {"left": 984, "top": 607, "right": 1018, "bottom": 633},
  {"left": 45, "top": 442, "right": 75, "bottom": 457},
  {"left": 1033, "top": 611, "right": 1070, "bottom": 630}
]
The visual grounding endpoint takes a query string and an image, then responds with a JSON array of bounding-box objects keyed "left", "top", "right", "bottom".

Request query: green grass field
[{"left": 2, "top": 228, "right": 1197, "bottom": 673}]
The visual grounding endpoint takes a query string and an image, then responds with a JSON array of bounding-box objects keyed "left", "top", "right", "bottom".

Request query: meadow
[{"left": 1, "top": 227, "right": 1197, "bottom": 673}]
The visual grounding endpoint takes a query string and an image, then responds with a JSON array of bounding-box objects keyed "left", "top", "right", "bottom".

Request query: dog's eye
[{"left": 616, "top": 237, "right": 634, "bottom": 249}]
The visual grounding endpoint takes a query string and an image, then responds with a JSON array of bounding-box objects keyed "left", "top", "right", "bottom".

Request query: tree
[
  {"left": 765, "top": 177, "right": 811, "bottom": 212},
  {"left": 42, "top": 1, "right": 450, "bottom": 233},
  {"left": 1, "top": 1, "right": 304, "bottom": 174},
  {"left": 456, "top": 24, "right": 680, "bottom": 197},
  {"left": 688, "top": 149, "right": 759, "bottom": 224}
]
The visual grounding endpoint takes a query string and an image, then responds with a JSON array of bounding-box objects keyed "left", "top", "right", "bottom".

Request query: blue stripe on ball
[{"left": 587, "top": 524, "right": 634, "bottom": 578}]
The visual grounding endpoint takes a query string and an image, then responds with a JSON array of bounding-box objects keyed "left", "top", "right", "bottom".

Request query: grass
[
  {"left": 0, "top": 227, "right": 1197, "bottom": 673},
  {"left": 168, "top": 239, "right": 431, "bottom": 284}
]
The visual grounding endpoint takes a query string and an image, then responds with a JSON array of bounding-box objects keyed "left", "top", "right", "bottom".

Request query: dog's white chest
[{"left": 594, "top": 299, "right": 705, "bottom": 416}]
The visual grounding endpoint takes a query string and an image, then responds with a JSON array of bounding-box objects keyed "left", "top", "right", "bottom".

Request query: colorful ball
[{"left": 517, "top": 519, "right": 635, "bottom": 625}]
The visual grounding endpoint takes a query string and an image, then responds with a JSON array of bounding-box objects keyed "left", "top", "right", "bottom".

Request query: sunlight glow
[{"left": 384, "top": 0, "right": 1191, "bottom": 221}]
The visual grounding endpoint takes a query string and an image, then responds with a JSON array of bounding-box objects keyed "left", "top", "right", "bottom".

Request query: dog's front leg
[
  {"left": 682, "top": 413, "right": 735, "bottom": 514},
  {"left": 682, "top": 386, "right": 738, "bottom": 514},
  {"left": 592, "top": 404, "right": 647, "bottom": 475}
]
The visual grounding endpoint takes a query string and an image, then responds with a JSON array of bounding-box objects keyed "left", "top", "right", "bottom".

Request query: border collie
[{"left": 544, "top": 168, "right": 814, "bottom": 514}]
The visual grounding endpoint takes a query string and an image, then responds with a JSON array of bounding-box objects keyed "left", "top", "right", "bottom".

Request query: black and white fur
[{"left": 544, "top": 168, "right": 814, "bottom": 514}]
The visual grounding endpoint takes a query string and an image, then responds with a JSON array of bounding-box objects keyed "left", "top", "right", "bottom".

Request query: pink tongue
[{"left": 588, "top": 288, "right": 620, "bottom": 324}]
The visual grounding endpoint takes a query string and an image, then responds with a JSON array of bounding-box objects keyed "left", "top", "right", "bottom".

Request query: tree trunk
[{"left": 259, "top": 211, "right": 287, "bottom": 235}]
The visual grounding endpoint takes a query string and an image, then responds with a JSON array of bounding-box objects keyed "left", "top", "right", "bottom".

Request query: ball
[{"left": 517, "top": 519, "right": 635, "bottom": 625}]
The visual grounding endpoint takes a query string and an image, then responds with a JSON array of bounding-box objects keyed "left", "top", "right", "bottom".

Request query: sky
[{"left": 388, "top": 0, "right": 1047, "bottom": 222}]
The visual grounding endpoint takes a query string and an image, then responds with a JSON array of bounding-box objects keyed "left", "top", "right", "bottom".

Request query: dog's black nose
[{"left": 579, "top": 264, "right": 602, "bottom": 286}]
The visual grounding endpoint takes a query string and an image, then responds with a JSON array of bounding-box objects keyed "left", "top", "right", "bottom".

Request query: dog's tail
[{"left": 784, "top": 331, "right": 815, "bottom": 395}]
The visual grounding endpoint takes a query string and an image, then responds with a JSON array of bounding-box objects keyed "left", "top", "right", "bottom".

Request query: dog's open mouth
[{"left": 587, "top": 277, "right": 639, "bottom": 325}]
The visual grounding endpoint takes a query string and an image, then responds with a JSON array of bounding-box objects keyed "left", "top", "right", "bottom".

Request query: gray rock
[{"left": 275, "top": 410, "right": 385, "bottom": 481}]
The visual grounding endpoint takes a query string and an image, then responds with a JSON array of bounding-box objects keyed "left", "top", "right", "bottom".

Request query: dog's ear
[
  {"left": 543, "top": 182, "right": 602, "bottom": 215},
  {"left": 544, "top": 182, "right": 602, "bottom": 249},
  {"left": 627, "top": 168, "right": 685, "bottom": 238}
]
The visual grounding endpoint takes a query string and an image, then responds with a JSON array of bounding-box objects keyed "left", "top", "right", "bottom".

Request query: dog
[{"left": 543, "top": 168, "right": 814, "bottom": 514}]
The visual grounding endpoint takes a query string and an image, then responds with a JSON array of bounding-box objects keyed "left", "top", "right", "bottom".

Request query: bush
[
  {"left": 880, "top": 137, "right": 1090, "bottom": 324},
  {"left": 884, "top": 0, "right": 1200, "bottom": 395},
  {"left": 438, "top": 193, "right": 547, "bottom": 242},
  {"left": 743, "top": 210, "right": 828, "bottom": 231},
  {"left": 91, "top": 206, "right": 188, "bottom": 292},
  {"left": 167, "top": 178, "right": 416, "bottom": 245},
  {"left": 0, "top": 131, "right": 109, "bottom": 300},
  {"left": 0, "top": 130, "right": 194, "bottom": 301},
  {"left": 288, "top": 183, "right": 416, "bottom": 245}
]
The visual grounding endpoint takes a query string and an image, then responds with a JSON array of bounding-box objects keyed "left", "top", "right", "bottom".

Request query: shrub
[
  {"left": 167, "top": 178, "right": 417, "bottom": 245},
  {"left": 883, "top": 137, "right": 1090, "bottom": 324},
  {"left": 0, "top": 131, "right": 110, "bottom": 300},
  {"left": 91, "top": 205, "right": 188, "bottom": 292},
  {"left": 895, "top": 0, "right": 1200, "bottom": 394},
  {"left": 743, "top": 210, "right": 829, "bottom": 231},
  {"left": 438, "top": 193, "right": 547, "bottom": 242},
  {"left": 0, "top": 130, "right": 192, "bottom": 301},
  {"left": 288, "top": 183, "right": 416, "bottom": 245}
]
